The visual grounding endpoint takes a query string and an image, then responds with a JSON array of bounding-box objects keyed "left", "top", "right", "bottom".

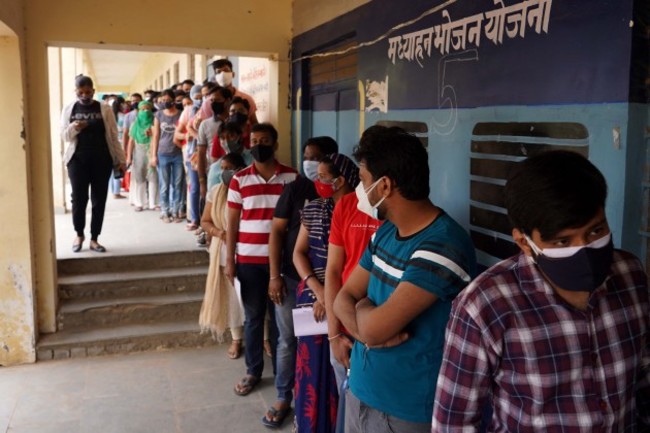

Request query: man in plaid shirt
[{"left": 433, "top": 151, "right": 650, "bottom": 432}]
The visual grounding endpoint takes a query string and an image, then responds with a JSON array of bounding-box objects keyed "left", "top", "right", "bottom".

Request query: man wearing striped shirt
[
  {"left": 225, "top": 123, "right": 298, "bottom": 398},
  {"left": 433, "top": 151, "right": 650, "bottom": 432},
  {"left": 333, "top": 128, "right": 477, "bottom": 433}
]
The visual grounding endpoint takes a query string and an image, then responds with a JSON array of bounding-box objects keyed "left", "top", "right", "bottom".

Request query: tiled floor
[
  {"left": 0, "top": 346, "right": 293, "bottom": 433},
  {"left": 5, "top": 190, "right": 294, "bottom": 432}
]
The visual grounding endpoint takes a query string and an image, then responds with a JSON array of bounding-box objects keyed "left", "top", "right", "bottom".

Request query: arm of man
[
  {"left": 355, "top": 282, "right": 438, "bottom": 346},
  {"left": 432, "top": 300, "right": 493, "bottom": 432},
  {"left": 638, "top": 333, "right": 650, "bottom": 427},
  {"left": 150, "top": 117, "right": 160, "bottom": 167},
  {"left": 325, "top": 244, "right": 353, "bottom": 367},
  {"left": 333, "top": 264, "right": 370, "bottom": 341},
  {"left": 195, "top": 121, "right": 208, "bottom": 197},
  {"left": 268, "top": 216, "right": 289, "bottom": 305},
  {"left": 122, "top": 118, "right": 131, "bottom": 152},
  {"left": 225, "top": 206, "right": 241, "bottom": 284}
]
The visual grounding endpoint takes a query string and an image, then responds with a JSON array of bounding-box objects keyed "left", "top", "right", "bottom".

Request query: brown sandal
[{"left": 228, "top": 339, "right": 242, "bottom": 359}]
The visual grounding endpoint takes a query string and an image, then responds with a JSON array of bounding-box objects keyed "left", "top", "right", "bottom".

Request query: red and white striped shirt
[{"left": 227, "top": 162, "right": 298, "bottom": 264}]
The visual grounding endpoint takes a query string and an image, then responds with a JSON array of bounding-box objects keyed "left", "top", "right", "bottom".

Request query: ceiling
[{"left": 86, "top": 49, "right": 154, "bottom": 89}]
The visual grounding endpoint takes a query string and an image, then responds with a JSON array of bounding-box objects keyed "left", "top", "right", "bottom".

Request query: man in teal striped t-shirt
[{"left": 334, "top": 126, "right": 477, "bottom": 433}]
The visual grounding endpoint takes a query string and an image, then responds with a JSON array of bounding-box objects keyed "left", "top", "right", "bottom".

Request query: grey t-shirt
[
  {"left": 197, "top": 117, "right": 222, "bottom": 159},
  {"left": 155, "top": 110, "right": 182, "bottom": 156},
  {"left": 123, "top": 110, "right": 137, "bottom": 138}
]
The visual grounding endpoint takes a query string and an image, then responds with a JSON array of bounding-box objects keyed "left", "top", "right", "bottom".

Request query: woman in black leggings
[{"left": 60, "top": 75, "right": 126, "bottom": 252}]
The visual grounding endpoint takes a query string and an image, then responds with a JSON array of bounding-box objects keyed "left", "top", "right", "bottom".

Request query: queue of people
[
  {"left": 61, "top": 71, "right": 649, "bottom": 433},
  {"left": 201, "top": 125, "right": 650, "bottom": 433}
]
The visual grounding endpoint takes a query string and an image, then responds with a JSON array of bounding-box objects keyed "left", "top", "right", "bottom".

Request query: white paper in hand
[{"left": 292, "top": 307, "right": 328, "bottom": 337}]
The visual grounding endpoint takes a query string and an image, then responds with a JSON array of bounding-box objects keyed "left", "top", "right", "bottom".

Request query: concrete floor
[
  {"left": 1, "top": 190, "right": 293, "bottom": 432},
  {"left": 0, "top": 346, "right": 292, "bottom": 433}
]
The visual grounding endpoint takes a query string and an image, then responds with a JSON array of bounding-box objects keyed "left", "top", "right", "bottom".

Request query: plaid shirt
[{"left": 432, "top": 250, "right": 650, "bottom": 432}]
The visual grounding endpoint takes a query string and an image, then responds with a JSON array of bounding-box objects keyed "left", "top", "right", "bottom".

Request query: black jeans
[{"left": 67, "top": 147, "right": 113, "bottom": 240}]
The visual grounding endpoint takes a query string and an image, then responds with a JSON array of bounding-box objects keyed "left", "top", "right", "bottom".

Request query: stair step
[
  {"left": 58, "top": 266, "right": 208, "bottom": 300},
  {"left": 36, "top": 320, "right": 222, "bottom": 361},
  {"left": 57, "top": 292, "right": 205, "bottom": 331},
  {"left": 57, "top": 250, "right": 209, "bottom": 276}
]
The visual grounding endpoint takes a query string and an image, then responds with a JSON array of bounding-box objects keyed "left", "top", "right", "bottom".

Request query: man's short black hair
[
  {"left": 208, "top": 86, "right": 233, "bottom": 100},
  {"left": 182, "top": 79, "right": 195, "bottom": 86},
  {"left": 160, "top": 89, "right": 175, "bottom": 99},
  {"left": 174, "top": 90, "right": 187, "bottom": 98},
  {"left": 131, "top": 93, "right": 143, "bottom": 100},
  {"left": 230, "top": 96, "right": 250, "bottom": 111},
  {"left": 218, "top": 121, "right": 243, "bottom": 137},
  {"left": 212, "top": 59, "right": 233, "bottom": 71},
  {"left": 251, "top": 123, "right": 278, "bottom": 143},
  {"left": 75, "top": 74, "right": 94, "bottom": 88},
  {"left": 303, "top": 136, "right": 338, "bottom": 155},
  {"left": 504, "top": 150, "right": 607, "bottom": 240},
  {"left": 223, "top": 152, "right": 246, "bottom": 169},
  {"left": 352, "top": 126, "right": 429, "bottom": 200}
]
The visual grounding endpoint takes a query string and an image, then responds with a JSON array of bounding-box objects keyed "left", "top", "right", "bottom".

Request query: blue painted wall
[{"left": 291, "top": 0, "right": 649, "bottom": 265}]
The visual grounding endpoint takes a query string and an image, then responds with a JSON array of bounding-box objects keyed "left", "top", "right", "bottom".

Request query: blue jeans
[
  {"left": 186, "top": 161, "right": 201, "bottom": 225},
  {"left": 237, "top": 263, "right": 279, "bottom": 379},
  {"left": 157, "top": 153, "right": 184, "bottom": 217},
  {"left": 274, "top": 276, "right": 297, "bottom": 403}
]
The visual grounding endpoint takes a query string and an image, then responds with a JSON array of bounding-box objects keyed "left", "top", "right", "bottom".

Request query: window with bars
[{"left": 469, "top": 122, "right": 589, "bottom": 263}]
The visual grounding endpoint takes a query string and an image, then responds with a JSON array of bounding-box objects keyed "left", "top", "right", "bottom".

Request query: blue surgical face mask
[
  {"left": 525, "top": 232, "right": 614, "bottom": 293},
  {"left": 302, "top": 160, "right": 319, "bottom": 182}
]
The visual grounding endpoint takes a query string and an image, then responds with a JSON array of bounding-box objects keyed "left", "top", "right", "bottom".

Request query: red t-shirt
[{"left": 329, "top": 192, "right": 381, "bottom": 282}]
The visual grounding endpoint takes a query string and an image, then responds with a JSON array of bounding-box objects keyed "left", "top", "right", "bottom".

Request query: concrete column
[
  {"left": 0, "top": 34, "right": 37, "bottom": 365},
  {"left": 48, "top": 47, "right": 66, "bottom": 213}
]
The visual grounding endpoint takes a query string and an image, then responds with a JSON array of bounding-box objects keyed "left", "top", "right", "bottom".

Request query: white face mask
[
  {"left": 355, "top": 178, "right": 385, "bottom": 220},
  {"left": 302, "top": 160, "right": 319, "bottom": 182},
  {"left": 215, "top": 71, "right": 233, "bottom": 87}
]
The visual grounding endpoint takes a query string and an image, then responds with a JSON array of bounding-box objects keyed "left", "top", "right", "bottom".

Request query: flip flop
[
  {"left": 228, "top": 340, "right": 242, "bottom": 359},
  {"left": 261, "top": 406, "right": 292, "bottom": 429},
  {"left": 233, "top": 375, "right": 260, "bottom": 396}
]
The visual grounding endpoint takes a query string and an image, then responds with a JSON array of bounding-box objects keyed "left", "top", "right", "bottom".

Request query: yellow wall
[
  {"left": 292, "top": 0, "right": 370, "bottom": 35},
  {"left": 130, "top": 52, "right": 194, "bottom": 94},
  {"left": 0, "top": 0, "right": 37, "bottom": 365},
  {"left": 22, "top": 0, "right": 293, "bottom": 341}
]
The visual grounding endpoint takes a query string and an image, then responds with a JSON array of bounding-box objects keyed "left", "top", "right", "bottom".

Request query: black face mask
[
  {"left": 229, "top": 112, "right": 248, "bottom": 125},
  {"left": 211, "top": 101, "right": 225, "bottom": 117},
  {"left": 527, "top": 234, "right": 614, "bottom": 293},
  {"left": 250, "top": 144, "right": 275, "bottom": 163},
  {"left": 131, "top": 102, "right": 140, "bottom": 111},
  {"left": 225, "top": 139, "right": 243, "bottom": 154},
  {"left": 163, "top": 101, "right": 174, "bottom": 110},
  {"left": 175, "top": 102, "right": 183, "bottom": 111},
  {"left": 221, "top": 169, "right": 236, "bottom": 186}
]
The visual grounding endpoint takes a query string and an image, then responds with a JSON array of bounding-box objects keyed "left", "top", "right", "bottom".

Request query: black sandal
[
  {"left": 261, "top": 405, "right": 292, "bottom": 428},
  {"left": 233, "top": 375, "right": 260, "bottom": 396}
]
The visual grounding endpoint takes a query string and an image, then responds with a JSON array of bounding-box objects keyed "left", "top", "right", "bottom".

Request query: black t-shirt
[
  {"left": 70, "top": 101, "right": 108, "bottom": 151},
  {"left": 273, "top": 176, "right": 318, "bottom": 280}
]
